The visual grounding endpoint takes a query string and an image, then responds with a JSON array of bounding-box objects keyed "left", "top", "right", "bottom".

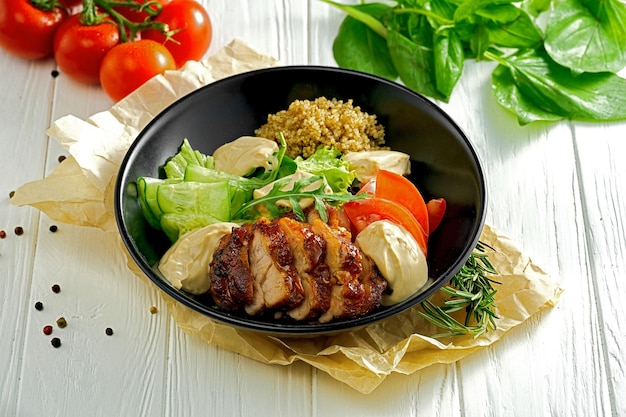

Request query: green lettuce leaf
[{"left": 294, "top": 147, "right": 356, "bottom": 193}]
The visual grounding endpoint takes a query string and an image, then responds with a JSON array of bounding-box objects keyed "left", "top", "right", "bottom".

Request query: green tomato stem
[{"left": 76, "top": 0, "right": 172, "bottom": 43}]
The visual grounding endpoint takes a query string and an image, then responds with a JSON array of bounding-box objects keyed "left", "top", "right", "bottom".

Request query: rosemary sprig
[{"left": 418, "top": 241, "right": 500, "bottom": 338}]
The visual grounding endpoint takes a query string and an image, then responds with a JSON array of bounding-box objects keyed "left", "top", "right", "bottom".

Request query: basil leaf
[
  {"left": 521, "top": 0, "right": 551, "bottom": 17},
  {"left": 470, "top": 20, "right": 490, "bottom": 59},
  {"left": 388, "top": 28, "right": 447, "bottom": 101},
  {"left": 454, "top": 0, "right": 518, "bottom": 22},
  {"left": 481, "top": 5, "right": 543, "bottom": 48},
  {"left": 544, "top": 0, "right": 626, "bottom": 73},
  {"left": 490, "top": 48, "right": 626, "bottom": 123},
  {"left": 491, "top": 63, "right": 564, "bottom": 125},
  {"left": 331, "top": 4, "right": 398, "bottom": 80},
  {"left": 434, "top": 27, "right": 465, "bottom": 98}
]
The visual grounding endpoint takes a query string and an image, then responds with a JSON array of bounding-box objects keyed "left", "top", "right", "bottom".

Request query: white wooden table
[{"left": 1, "top": 1, "right": 625, "bottom": 416}]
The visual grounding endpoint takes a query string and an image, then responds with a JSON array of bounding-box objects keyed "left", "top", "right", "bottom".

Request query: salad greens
[
  {"left": 136, "top": 137, "right": 363, "bottom": 242},
  {"left": 320, "top": 0, "right": 626, "bottom": 125}
]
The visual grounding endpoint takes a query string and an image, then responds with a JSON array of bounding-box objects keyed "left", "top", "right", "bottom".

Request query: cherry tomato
[
  {"left": 358, "top": 170, "right": 430, "bottom": 236},
  {"left": 142, "top": 0, "right": 212, "bottom": 68},
  {"left": 115, "top": 0, "right": 171, "bottom": 23},
  {"left": 59, "top": 0, "right": 83, "bottom": 12},
  {"left": 343, "top": 198, "right": 428, "bottom": 256},
  {"left": 426, "top": 198, "right": 447, "bottom": 233},
  {"left": 53, "top": 15, "right": 120, "bottom": 84},
  {"left": 0, "top": 0, "right": 68, "bottom": 59},
  {"left": 99, "top": 39, "right": 176, "bottom": 102}
]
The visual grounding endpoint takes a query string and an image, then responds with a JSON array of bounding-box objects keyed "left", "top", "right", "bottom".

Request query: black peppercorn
[
  {"left": 14, "top": 226, "right": 24, "bottom": 236},
  {"left": 0, "top": 230, "right": 6, "bottom": 239},
  {"left": 105, "top": 327, "right": 114, "bottom": 336},
  {"left": 49, "top": 225, "right": 58, "bottom": 233},
  {"left": 51, "top": 284, "right": 61, "bottom": 293},
  {"left": 51, "top": 337, "right": 61, "bottom": 348},
  {"left": 35, "top": 301, "right": 43, "bottom": 311},
  {"left": 51, "top": 69, "right": 59, "bottom": 78}
]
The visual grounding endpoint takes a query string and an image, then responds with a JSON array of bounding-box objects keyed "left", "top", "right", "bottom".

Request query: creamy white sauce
[
  {"left": 355, "top": 220, "right": 428, "bottom": 305},
  {"left": 343, "top": 150, "right": 411, "bottom": 183},
  {"left": 213, "top": 136, "right": 279, "bottom": 176},
  {"left": 158, "top": 222, "right": 239, "bottom": 294}
]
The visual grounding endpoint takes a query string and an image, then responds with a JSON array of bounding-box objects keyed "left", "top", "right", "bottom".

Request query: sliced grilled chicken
[
  {"left": 278, "top": 217, "right": 331, "bottom": 320},
  {"left": 246, "top": 218, "right": 305, "bottom": 315},
  {"left": 208, "top": 223, "right": 255, "bottom": 311}
]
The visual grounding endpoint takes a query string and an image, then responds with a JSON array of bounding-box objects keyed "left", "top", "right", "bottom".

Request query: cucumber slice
[{"left": 156, "top": 181, "right": 231, "bottom": 241}]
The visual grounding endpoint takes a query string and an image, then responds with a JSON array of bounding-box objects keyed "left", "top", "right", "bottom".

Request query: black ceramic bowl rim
[{"left": 115, "top": 65, "right": 487, "bottom": 336}]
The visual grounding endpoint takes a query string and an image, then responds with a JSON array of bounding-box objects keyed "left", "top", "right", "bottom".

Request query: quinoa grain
[{"left": 254, "top": 97, "right": 386, "bottom": 158}]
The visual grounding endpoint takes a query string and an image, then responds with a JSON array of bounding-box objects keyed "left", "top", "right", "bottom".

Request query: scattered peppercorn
[
  {"left": 58, "top": 155, "right": 66, "bottom": 163},
  {"left": 51, "top": 284, "right": 61, "bottom": 293},
  {"left": 0, "top": 230, "right": 6, "bottom": 239},
  {"left": 49, "top": 225, "right": 58, "bottom": 233},
  {"left": 149, "top": 306, "right": 158, "bottom": 314},
  {"left": 56, "top": 317, "right": 67, "bottom": 328},
  {"left": 14, "top": 226, "right": 24, "bottom": 236},
  {"left": 51, "top": 69, "right": 59, "bottom": 78},
  {"left": 9, "top": 191, "right": 15, "bottom": 198},
  {"left": 105, "top": 327, "right": 114, "bottom": 336},
  {"left": 34, "top": 301, "right": 43, "bottom": 311},
  {"left": 43, "top": 325, "right": 53, "bottom": 335},
  {"left": 51, "top": 337, "right": 61, "bottom": 348}
]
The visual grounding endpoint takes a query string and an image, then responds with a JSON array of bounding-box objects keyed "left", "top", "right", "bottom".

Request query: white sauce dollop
[
  {"left": 343, "top": 150, "right": 411, "bottom": 183},
  {"left": 213, "top": 136, "right": 279, "bottom": 176},
  {"left": 355, "top": 220, "right": 428, "bottom": 305},
  {"left": 158, "top": 222, "right": 239, "bottom": 294}
]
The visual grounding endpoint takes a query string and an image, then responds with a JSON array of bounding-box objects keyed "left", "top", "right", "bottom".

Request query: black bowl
[{"left": 115, "top": 65, "right": 486, "bottom": 336}]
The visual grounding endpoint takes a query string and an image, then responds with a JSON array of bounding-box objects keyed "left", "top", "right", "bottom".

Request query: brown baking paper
[{"left": 11, "top": 38, "right": 562, "bottom": 395}]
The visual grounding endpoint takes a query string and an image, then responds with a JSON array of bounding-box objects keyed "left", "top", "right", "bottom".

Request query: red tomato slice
[
  {"left": 343, "top": 198, "right": 428, "bottom": 256},
  {"left": 358, "top": 170, "right": 430, "bottom": 236},
  {"left": 426, "top": 198, "right": 446, "bottom": 233}
]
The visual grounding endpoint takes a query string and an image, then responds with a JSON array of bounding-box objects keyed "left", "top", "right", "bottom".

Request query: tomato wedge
[
  {"left": 343, "top": 197, "right": 428, "bottom": 256},
  {"left": 426, "top": 198, "right": 446, "bottom": 233},
  {"left": 358, "top": 169, "right": 430, "bottom": 236}
]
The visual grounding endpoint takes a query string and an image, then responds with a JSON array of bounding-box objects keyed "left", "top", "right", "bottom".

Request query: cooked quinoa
[{"left": 254, "top": 97, "right": 387, "bottom": 159}]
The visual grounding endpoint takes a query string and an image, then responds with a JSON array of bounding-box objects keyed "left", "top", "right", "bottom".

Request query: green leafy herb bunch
[{"left": 321, "top": 0, "right": 626, "bottom": 125}]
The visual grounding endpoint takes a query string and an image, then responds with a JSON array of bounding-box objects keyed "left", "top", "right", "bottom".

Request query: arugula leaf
[
  {"left": 331, "top": 3, "right": 398, "bottom": 80},
  {"left": 232, "top": 175, "right": 367, "bottom": 222},
  {"left": 489, "top": 48, "right": 626, "bottom": 123},
  {"left": 544, "top": 0, "right": 626, "bottom": 73}
]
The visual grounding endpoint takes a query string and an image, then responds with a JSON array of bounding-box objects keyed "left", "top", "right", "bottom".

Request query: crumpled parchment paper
[{"left": 10, "top": 38, "right": 563, "bottom": 395}]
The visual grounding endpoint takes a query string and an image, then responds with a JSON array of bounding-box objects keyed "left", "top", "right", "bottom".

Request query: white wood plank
[
  {"left": 573, "top": 122, "right": 626, "bottom": 417},
  {"left": 0, "top": 53, "right": 56, "bottom": 417},
  {"left": 1, "top": 0, "right": 625, "bottom": 416},
  {"left": 162, "top": 3, "right": 316, "bottom": 417},
  {"left": 439, "top": 60, "right": 614, "bottom": 416}
]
